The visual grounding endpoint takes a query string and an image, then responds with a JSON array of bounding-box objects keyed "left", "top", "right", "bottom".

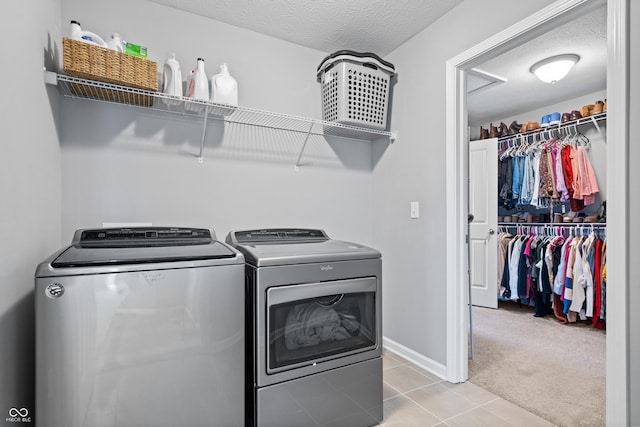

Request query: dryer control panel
[{"left": 228, "top": 228, "right": 329, "bottom": 244}]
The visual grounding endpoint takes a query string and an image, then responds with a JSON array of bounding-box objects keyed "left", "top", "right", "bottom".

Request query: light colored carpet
[{"left": 468, "top": 302, "right": 605, "bottom": 427}]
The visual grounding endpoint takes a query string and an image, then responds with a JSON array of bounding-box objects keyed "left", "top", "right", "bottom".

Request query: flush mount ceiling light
[{"left": 530, "top": 54, "right": 580, "bottom": 84}]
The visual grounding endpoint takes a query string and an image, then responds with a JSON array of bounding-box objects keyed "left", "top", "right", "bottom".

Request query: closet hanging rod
[
  {"left": 496, "top": 112, "right": 606, "bottom": 143},
  {"left": 498, "top": 222, "right": 606, "bottom": 227}
]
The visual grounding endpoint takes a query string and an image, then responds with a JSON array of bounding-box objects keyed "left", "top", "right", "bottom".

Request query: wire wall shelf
[
  {"left": 498, "top": 222, "right": 606, "bottom": 227},
  {"left": 47, "top": 72, "right": 395, "bottom": 165},
  {"left": 497, "top": 112, "right": 607, "bottom": 144}
]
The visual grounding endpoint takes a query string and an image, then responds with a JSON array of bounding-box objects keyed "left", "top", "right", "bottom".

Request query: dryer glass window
[{"left": 268, "top": 288, "right": 376, "bottom": 371}]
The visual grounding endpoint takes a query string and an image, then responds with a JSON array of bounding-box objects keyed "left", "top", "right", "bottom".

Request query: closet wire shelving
[
  {"left": 495, "top": 111, "right": 607, "bottom": 234},
  {"left": 45, "top": 71, "right": 396, "bottom": 166},
  {"left": 498, "top": 222, "right": 606, "bottom": 231},
  {"left": 496, "top": 223, "right": 607, "bottom": 242},
  {"left": 497, "top": 112, "right": 607, "bottom": 145}
]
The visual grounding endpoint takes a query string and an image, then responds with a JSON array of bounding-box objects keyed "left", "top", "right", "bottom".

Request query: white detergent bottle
[
  {"left": 162, "top": 53, "right": 183, "bottom": 106},
  {"left": 191, "top": 58, "right": 209, "bottom": 102},
  {"left": 162, "top": 53, "right": 183, "bottom": 96},
  {"left": 70, "top": 20, "right": 108, "bottom": 48},
  {"left": 210, "top": 63, "right": 238, "bottom": 106},
  {"left": 107, "top": 33, "right": 125, "bottom": 52}
]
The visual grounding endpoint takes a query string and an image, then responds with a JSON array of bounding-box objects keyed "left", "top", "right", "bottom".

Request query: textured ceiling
[
  {"left": 148, "top": 0, "right": 463, "bottom": 56},
  {"left": 149, "top": 0, "right": 606, "bottom": 125},
  {"left": 468, "top": 6, "right": 607, "bottom": 125}
]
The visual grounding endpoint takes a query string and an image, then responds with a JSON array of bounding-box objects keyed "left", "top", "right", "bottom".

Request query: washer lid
[
  {"left": 50, "top": 227, "right": 237, "bottom": 268},
  {"left": 226, "top": 228, "right": 380, "bottom": 266}
]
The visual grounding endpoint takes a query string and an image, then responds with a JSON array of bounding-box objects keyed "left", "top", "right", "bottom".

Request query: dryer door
[{"left": 265, "top": 277, "right": 378, "bottom": 376}]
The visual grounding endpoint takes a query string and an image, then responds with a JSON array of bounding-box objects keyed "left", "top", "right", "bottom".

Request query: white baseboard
[{"left": 382, "top": 336, "right": 447, "bottom": 380}]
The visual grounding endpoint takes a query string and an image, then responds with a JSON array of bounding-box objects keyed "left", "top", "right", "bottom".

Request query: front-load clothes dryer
[
  {"left": 35, "top": 227, "right": 245, "bottom": 427},
  {"left": 226, "top": 228, "right": 383, "bottom": 427}
]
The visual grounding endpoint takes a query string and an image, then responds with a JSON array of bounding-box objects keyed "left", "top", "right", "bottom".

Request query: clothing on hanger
[{"left": 496, "top": 226, "right": 606, "bottom": 328}]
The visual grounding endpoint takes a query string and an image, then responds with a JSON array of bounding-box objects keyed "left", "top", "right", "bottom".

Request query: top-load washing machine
[
  {"left": 225, "top": 228, "right": 382, "bottom": 427},
  {"left": 35, "top": 227, "right": 245, "bottom": 427}
]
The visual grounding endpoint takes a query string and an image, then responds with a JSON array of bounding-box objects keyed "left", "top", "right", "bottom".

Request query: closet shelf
[
  {"left": 46, "top": 72, "right": 396, "bottom": 144},
  {"left": 497, "top": 112, "right": 606, "bottom": 143}
]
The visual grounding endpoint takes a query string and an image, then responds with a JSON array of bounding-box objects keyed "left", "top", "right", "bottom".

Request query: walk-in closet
[{"left": 466, "top": 5, "right": 607, "bottom": 427}]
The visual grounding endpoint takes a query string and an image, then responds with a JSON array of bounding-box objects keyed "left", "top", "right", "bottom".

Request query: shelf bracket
[
  {"left": 43, "top": 69, "right": 58, "bottom": 86},
  {"left": 294, "top": 122, "right": 315, "bottom": 171},
  {"left": 590, "top": 116, "right": 606, "bottom": 144},
  {"left": 198, "top": 106, "right": 210, "bottom": 163},
  {"left": 390, "top": 130, "right": 398, "bottom": 143}
]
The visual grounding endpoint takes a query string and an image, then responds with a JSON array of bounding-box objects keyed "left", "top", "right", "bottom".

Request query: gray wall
[
  {"left": 58, "top": 0, "right": 376, "bottom": 245},
  {"left": 0, "top": 0, "right": 62, "bottom": 423},
  {"left": 373, "top": 0, "right": 556, "bottom": 365},
  {"left": 629, "top": 2, "right": 639, "bottom": 424}
]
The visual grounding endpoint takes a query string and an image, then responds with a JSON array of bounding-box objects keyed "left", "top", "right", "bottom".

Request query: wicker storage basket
[{"left": 62, "top": 37, "right": 158, "bottom": 106}]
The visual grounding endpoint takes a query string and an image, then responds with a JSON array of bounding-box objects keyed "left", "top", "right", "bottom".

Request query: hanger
[
  {"left": 577, "top": 130, "right": 590, "bottom": 147},
  {"left": 499, "top": 139, "right": 515, "bottom": 160}
]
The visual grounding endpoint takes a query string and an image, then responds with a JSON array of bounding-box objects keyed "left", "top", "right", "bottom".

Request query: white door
[{"left": 468, "top": 137, "right": 498, "bottom": 308}]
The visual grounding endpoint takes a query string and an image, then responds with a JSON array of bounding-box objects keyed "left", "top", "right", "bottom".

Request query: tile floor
[{"left": 380, "top": 350, "right": 556, "bottom": 427}]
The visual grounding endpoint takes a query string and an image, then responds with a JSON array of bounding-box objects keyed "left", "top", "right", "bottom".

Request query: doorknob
[{"left": 488, "top": 229, "right": 495, "bottom": 235}]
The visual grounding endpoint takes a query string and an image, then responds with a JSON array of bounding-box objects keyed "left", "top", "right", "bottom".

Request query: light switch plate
[{"left": 410, "top": 201, "right": 420, "bottom": 219}]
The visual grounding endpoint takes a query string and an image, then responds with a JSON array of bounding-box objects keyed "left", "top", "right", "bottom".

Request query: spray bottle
[{"left": 185, "top": 58, "right": 209, "bottom": 113}]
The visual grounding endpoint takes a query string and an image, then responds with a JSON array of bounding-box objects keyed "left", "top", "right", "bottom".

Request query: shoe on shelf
[
  {"left": 584, "top": 212, "right": 600, "bottom": 223},
  {"left": 549, "top": 112, "right": 561, "bottom": 125},
  {"left": 593, "top": 100, "right": 605, "bottom": 115},
  {"left": 554, "top": 213, "right": 564, "bottom": 223},
  {"left": 499, "top": 122, "right": 509, "bottom": 137},
  {"left": 509, "top": 121, "right": 522, "bottom": 135},
  {"left": 511, "top": 212, "right": 528, "bottom": 223},
  {"left": 489, "top": 123, "right": 499, "bottom": 138},
  {"left": 581, "top": 104, "right": 595, "bottom": 117},
  {"left": 573, "top": 212, "right": 586, "bottom": 223},
  {"left": 603, "top": 99, "right": 607, "bottom": 113},
  {"left": 480, "top": 126, "right": 489, "bottom": 139},
  {"left": 561, "top": 112, "right": 571, "bottom": 123},
  {"left": 541, "top": 114, "right": 551, "bottom": 128},
  {"left": 526, "top": 121, "right": 540, "bottom": 131},
  {"left": 570, "top": 110, "right": 583, "bottom": 121},
  {"left": 563, "top": 211, "right": 577, "bottom": 222}
]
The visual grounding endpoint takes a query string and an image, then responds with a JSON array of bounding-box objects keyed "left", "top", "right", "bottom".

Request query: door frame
[{"left": 444, "top": 0, "right": 629, "bottom": 425}]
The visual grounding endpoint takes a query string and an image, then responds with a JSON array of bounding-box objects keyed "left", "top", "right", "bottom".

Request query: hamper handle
[
  {"left": 323, "top": 63, "right": 336, "bottom": 73},
  {"left": 362, "top": 62, "right": 379, "bottom": 70}
]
